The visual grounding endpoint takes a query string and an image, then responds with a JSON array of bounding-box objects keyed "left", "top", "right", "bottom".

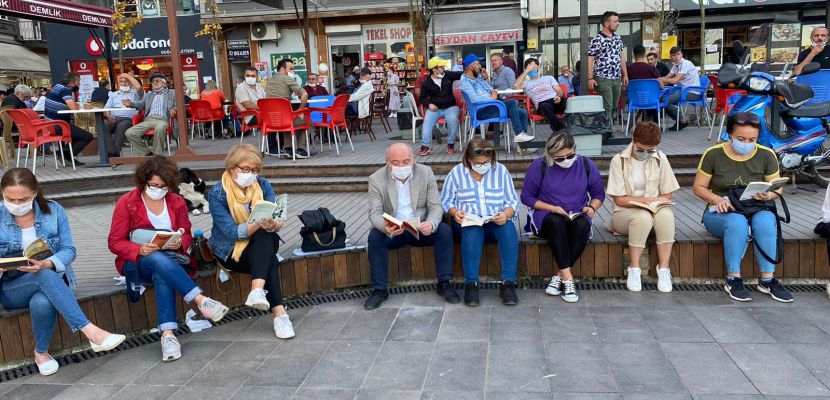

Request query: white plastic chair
[{"left": 405, "top": 91, "right": 424, "bottom": 144}]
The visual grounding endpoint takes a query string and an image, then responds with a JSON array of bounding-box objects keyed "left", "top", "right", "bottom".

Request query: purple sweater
[{"left": 520, "top": 156, "right": 606, "bottom": 230}]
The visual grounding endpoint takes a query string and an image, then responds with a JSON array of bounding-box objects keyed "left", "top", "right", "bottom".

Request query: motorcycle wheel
[{"left": 809, "top": 142, "right": 830, "bottom": 187}]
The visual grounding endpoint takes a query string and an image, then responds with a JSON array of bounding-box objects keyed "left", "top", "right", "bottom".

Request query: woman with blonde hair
[{"left": 208, "top": 143, "right": 295, "bottom": 338}]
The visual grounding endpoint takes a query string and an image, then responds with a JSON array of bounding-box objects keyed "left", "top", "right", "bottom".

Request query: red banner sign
[
  {"left": 364, "top": 52, "right": 386, "bottom": 61},
  {"left": 180, "top": 55, "right": 199, "bottom": 71},
  {"left": 431, "top": 30, "right": 522, "bottom": 46},
  {"left": 0, "top": 0, "right": 112, "bottom": 27}
]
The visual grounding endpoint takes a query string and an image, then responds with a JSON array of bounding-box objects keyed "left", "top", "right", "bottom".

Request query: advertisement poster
[
  {"left": 751, "top": 47, "right": 767, "bottom": 62},
  {"left": 69, "top": 60, "right": 98, "bottom": 103},
  {"left": 255, "top": 62, "right": 269, "bottom": 85},
  {"left": 270, "top": 52, "right": 307, "bottom": 85},
  {"left": 181, "top": 55, "right": 201, "bottom": 99},
  {"left": 661, "top": 36, "right": 677, "bottom": 59}
]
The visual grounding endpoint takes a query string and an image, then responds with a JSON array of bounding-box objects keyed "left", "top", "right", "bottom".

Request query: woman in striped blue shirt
[{"left": 441, "top": 138, "right": 521, "bottom": 306}]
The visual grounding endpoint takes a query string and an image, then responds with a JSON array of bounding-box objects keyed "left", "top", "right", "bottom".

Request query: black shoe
[
  {"left": 464, "top": 282, "right": 480, "bottom": 306},
  {"left": 757, "top": 278, "right": 794, "bottom": 303},
  {"left": 499, "top": 281, "right": 519, "bottom": 305},
  {"left": 437, "top": 281, "right": 460, "bottom": 304},
  {"left": 670, "top": 122, "right": 688, "bottom": 131},
  {"left": 72, "top": 160, "right": 85, "bottom": 166},
  {"left": 724, "top": 278, "right": 752, "bottom": 302},
  {"left": 364, "top": 289, "right": 389, "bottom": 310}
]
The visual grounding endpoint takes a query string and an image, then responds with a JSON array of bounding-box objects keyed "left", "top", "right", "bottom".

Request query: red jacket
[{"left": 108, "top": 188, "right": 194, "bottom": 275}]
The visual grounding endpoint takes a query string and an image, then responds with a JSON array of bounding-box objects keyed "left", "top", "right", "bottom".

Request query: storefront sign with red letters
[{"left": 431, "top": 30, "right": 522, "bottom": 45}]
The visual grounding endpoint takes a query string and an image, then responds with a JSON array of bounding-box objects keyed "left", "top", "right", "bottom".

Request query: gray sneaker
[
  {"left": 161, "top": 335, "right": 181, "bottom": 362},
  {"left": 198, "top": 297, "right": 229, "bottom": 322}
]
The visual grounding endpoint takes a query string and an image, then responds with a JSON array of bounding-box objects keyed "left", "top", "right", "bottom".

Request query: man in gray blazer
[
  {"left": 365, "top": 143, "right": 458, "bottom": 309},
  {"left": 122, "top": 72, "right": 177, "bottom": 156}
]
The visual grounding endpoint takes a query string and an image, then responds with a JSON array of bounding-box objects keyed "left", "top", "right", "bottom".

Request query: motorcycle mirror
[{"left": 802, "top": 62, "right": 821, "bottom": 75}]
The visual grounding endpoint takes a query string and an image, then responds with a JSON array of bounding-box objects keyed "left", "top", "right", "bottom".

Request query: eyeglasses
[
  {"left": 147, "top": 183, "right": 168, "bottom": 190},
  {"left": 236, "top": 166, "right": 261, "bottom": 174},
  {"left": 551, "top": 153, "right": 577, "bottom": 163},
  {"left": 471, "top": 148, "right": 494, "bottom": 156},
  {"left": 733, "top": 113, "right": 761, "bottom": 125}
]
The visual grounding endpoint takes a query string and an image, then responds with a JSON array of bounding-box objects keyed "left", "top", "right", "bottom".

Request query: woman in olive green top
[{"left": 693, "top": 113, "right": 792, "bottom": 303}]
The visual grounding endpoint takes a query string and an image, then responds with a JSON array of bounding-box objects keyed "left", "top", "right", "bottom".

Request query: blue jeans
[
  {"left": 702, "top": 210, "right": 778, "bottom": 275},
  {"left": 125, "top": 252, "right": 201, "bottom": 331},
  {"left": 476, "top": 99, "right": 528, "bottom": 136},
  {"left": 368, "top": 223, "right": 454, "bottom": 291},
  {"left": 422, "top": 106, "right": 460, "bottom": 147},
  {"left": 453, "top": 220, "right": 519, "bottom": 283},
  {"left": 0, "top": 269, "right": 90, "bottom": 353}
]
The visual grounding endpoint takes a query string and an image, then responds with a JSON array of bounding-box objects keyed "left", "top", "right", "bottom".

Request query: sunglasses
[
  {"left": 551, "top": 153, "right": 577, "bottom": 163},
  {"left": 472, "top": 148, "right": 494, "bottom": 156},
  {"left": 733, "top": 113, "right": 761, "bottom": 125},
  {"left": 635, "top": 146, "right": 657, "bottom": 155}
]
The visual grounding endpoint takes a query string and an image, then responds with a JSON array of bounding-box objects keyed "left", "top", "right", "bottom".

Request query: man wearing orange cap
[{"left": 418, "top": 57, "right": 463, "bottom": 156}]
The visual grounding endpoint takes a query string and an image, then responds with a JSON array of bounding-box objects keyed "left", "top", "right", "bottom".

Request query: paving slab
[{"left": 722, "top": 343, "right": 830, "bottom": 396}]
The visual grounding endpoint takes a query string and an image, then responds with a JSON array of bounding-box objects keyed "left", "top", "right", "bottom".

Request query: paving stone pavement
[{"left": 3, "top": 288, "right": 830, "bottom": 400}]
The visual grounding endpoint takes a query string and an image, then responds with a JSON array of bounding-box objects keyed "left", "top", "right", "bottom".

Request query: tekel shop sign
[
  {"left": 431, "top": 30, "right": 522, "bottom": 45},
  {"left": 363, "top": 24, "right": 413, "bottom": 43},
  {"left": 0, "top": 0, "right": 112, "bottom": 27}
]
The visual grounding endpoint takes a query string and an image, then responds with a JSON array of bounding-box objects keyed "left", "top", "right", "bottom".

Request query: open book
[
  {"left": 248, "top": 194, "right": 288, "bottom": 223},
  {"left": 565, "top": 211, "right": 586, "bottom": 221},
  {"left": 629, "top": 200, "right": 674, "bottom": 213},
  {"left": 461, "top": 214, "right": 498, "bottom": 227},
  {"left": 739, "top": 177, "right": 789, "bottom": 201},
  {"left": 0, "top": 238, "right": 54, "bottom": 269},
  {"left": 383, "top": 213, "right": 420, "bottom": 239},
  {"left": 149, "top": 228, "right": 185, "bottom": 249}
]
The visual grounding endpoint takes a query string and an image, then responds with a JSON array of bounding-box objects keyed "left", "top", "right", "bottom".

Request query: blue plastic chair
[
  {"left": 796, "top": 69, "right": 830, "bottom": 105},
  {"left": 677, "top": 75, "right": 711, "bottom": 129},
  {"left": 624, "top": 79, "right": 663, "bottom": 135},
  {"left": 460, "top": 90, "right": 512, "bottom": 153},
  {"left": 309, "top": 95, "right": 335, "bottom": 124}
]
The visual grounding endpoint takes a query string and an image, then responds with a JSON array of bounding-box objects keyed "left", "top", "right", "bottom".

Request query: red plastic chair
[
  {"left": 7, "top": 109, "right": 75, "bottom": 173},
  {"left": 230, "top": 105, "right": 262, "bottom": 144},
  {"left": 559, "top": 84, "right": 576, "bottom": 98},
  {"left": 188, "top": 100, "right": 221, "bottom": 140},
  {"left": 708, "top": 74, "right": 747, "bottom": 140},
  {"left": 130, "top": 112, "right": 174, "bottom": 156},
  {"left": 257, "top": 98, "right": 311, "bottom": 162},
  {"left": 452, "top": 88, "right": 467, "bottom": 146},
  {"left": 310, "top": 94, "right": 353, "bottom": 154}
]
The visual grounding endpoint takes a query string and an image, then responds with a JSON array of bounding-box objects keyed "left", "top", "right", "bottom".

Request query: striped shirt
[
  {"left": 440, "top": 162, "right": 519, "bottom": 220},
  {"left": 148, "top": 89, "right": 167, "bottom": 118},
  {"left": 44, "top": 84, "right": 73, "bottom": 122}
]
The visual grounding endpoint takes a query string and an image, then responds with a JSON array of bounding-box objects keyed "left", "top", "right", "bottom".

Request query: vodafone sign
[
  {"left": 86, "top": 37, "right": 104, "bottom": 56},
  {"left": 431, "top": 30, "right": 522, "bottom": 46}
]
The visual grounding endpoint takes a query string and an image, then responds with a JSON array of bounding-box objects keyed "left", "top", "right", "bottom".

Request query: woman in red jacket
[
  {"left": 201, "top": 80, "right": 228, "bottom": 137},
  {"left": 108, "top": 156, "right": 228, "bottom": 362}
]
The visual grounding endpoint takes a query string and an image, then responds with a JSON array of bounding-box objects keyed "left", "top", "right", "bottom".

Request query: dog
[{"left": 178, "top": 168, "right": 210, "bottom": 216}]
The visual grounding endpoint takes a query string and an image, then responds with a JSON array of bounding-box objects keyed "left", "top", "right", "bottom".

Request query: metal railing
[{"left": 18, "top": 19, "right": 43, "bottom": 41}]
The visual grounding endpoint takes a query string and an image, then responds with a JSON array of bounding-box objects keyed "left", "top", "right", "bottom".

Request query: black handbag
[
  {"left": 397, "top": 111, "right": 413, "bottom": 130},
  {"left": 299, "top": 208, "right": 347, "bottom": 252},
  {"left": 726, "top": 186, "right": 790, "bottom": 264}
]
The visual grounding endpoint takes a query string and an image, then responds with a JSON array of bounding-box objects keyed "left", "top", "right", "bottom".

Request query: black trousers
[
  {"left": 103, "top": 117, "right": 132, "bottom": 155},
  {"left": 536, "top": 98, "right": 568, "bottom": 131},
  {"left": 54, "top": 124, "right": 94, "bottom": 157},
  {"left": 218, "top": 230, "right": 283, "bottom": 307},
  {"left": 539, "top": 213, "right": 592, "bottom": 269}
]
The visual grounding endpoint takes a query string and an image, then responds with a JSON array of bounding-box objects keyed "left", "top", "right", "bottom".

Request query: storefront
[
  {"left": 44, "top": 14, "right": 216, "bottom": 101},
  {"left": 429, "top": 8, "right": 524, "bottom": 71}
]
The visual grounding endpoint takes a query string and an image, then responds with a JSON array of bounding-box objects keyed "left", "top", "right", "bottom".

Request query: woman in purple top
[{"left": 521, "top": 132, "right": 605, "bottom": 303}]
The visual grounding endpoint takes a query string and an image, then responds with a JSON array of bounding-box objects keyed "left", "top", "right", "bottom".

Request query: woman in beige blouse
[{"left": 606, "top": 122, "right": 680, "bottom": 293}]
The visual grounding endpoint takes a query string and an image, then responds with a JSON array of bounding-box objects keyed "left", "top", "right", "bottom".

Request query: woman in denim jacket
[
  {"left": 208, "top": 143, "right": 295, "bottom": 339},
  {"left": 0, "top": 168, "right": 125, "bottom": 376}
]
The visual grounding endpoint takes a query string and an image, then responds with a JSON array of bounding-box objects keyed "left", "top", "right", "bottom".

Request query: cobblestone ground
[{"left": 2, "top": 288, "right": 830, "bottom": 400}]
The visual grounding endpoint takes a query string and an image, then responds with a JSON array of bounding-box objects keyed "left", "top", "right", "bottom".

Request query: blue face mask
[
  {"left": 731, "top": 139, "right": 755, "bottom": 155},
  {"left": 528, "top": 70, "right": 538, "bottom": 79}
]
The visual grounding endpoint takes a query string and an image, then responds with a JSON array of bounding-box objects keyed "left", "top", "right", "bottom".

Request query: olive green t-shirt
[{"left": 697, "top": 143, "right": 779, "bottom": 197}]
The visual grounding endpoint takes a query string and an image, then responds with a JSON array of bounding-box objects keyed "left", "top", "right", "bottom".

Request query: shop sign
[
  {"left": 431, "top": 30, "right": 522, "bottom": 45},
  {"left": 270, "top": 52, "right": 307, "bottom": 84},
  {"left": 363, "top": 23, "right": 413, "bottom": 43},
  {"left": 672, "top": 0, "right": 814, "bottom": 10},
  {"left": 0, "top": 0, "right": 112, "bottom": 28},
  {"left": 227, "top": 39, "right": 250, "bottom": 61},
  {"left": 364, "top": 52, "right": 386, "bottom": 61},
  {"left": 181, "top": 54, "right": 200, "bottom": 99}
]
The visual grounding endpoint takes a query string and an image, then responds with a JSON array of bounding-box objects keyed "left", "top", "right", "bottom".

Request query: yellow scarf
[{"left": 221, "top": 171, "right": 264, "bottom": 261}]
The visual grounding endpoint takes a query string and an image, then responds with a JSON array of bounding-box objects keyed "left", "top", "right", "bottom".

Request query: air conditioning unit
[{"left": 251, "top": 22, "right": 280, "bottom": 41}]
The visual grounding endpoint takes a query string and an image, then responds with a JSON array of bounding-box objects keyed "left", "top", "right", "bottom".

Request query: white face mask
[
  {"left": 235, "top": 172, "right": 257, "bottom": 188},
  {"left": 120, "top": 85, "right": 131, "bottom": 92},
  {"left": 4, "top": 198, "right": 33, "bottom": 216},
  {"left": 391, "top": 165, "right": 412, "bottom": 181},
  {"left": 245, "top": 77, "right": 257, "bottom": 86},
  {"left": 288, "top": 72, "right": 297, "bottom": 79},
  {"left": 555, "top": 157, "right": 577, "bottom": 169},
  {"left": 436, "top": 73, "right": 445, "bottom": 79},
  {"left": 307, "top": 82, "right": 317, "bottom": 87},
  {"left": 145, "top": 186, "right": 168, "bottom": 201},
  {"left": 471, "top": 162, "right": 491, "bottom": 175}
]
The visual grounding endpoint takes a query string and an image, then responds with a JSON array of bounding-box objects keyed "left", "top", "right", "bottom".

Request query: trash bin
[{"left": 564, "top": 95, "right": 610, "bottom": 156}]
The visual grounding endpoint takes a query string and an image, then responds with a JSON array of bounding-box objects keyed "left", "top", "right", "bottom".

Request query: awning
[
  {"left": 0, "top": 0, "right": 112, "bottom": 28},
  {"left": 429, "top": 8, "right": 522, "bottom": 46},
  {"left": 0, "top": 42, "right": 50, "bottom": 74}
]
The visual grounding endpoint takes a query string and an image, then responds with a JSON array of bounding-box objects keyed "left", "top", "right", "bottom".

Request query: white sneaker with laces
[
  {"left": 246, "top": 288, "right": 270, "bottom": 311},
  {"left": 36, "top": 355, "right": 59, "bottom": 376},
  {"left": 561, "top": 279, "right": 579, "bottom": 303},
  {"left": 545, "top": 275, "right": 562, "bottom": 296},
  {"left": 514, "top": 132, "right": 535, "bottom": 142},
  {"left": 273, "top": 314, "right": 296, "bottom": 339},
  {"left": 161, "top": 334, "right": 182, "bottom": 362},
  {"left": 627, "top": 267, "right": 642, "bottom": 292},
  {"left": 657, "top": 267, "right": 673, "bottom": 293},
  {"left": 198, "top": 297, "right": 229, "bottom": 322}
]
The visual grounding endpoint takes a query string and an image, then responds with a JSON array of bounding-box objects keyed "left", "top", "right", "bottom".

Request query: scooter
[{"left": 717, "top": 41, "right": 830, "bottom": 189}]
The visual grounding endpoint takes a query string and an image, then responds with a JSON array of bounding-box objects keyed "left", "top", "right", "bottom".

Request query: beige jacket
[
  {"left": 605, "top": 143, "right": 680, "bottom": 212},
  {"left": 368, "top": 163, "right": 443, "bottom": 233}
]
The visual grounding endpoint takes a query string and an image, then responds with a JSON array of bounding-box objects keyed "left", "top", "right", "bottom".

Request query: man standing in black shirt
[{"left": 795, "top": 26, "right": 830, "bottom": 76}]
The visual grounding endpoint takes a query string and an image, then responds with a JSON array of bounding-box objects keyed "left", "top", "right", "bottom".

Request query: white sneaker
[
  {"left": 161, "top": 334, "right": 181, "bottom": 362},
  {"left": 36, "top": 355, "right": 59, "bottom": 376},
  {"left": 657, "top": 267, "right": 673, "bottom": 293},
  {"left": 627, "top": 267, "right": 642, "bottom": 292},
  {"left": 561, "top": 280, "right": 579, "bottom": 303},
  {"left": 545, "top": 275, "right": 562, "bottom": 296},
  {"left": 198, "top": 297, "right": 229, "bottom": 323},
  {"left": 273, "top": 314, "right": 295, "bottom": 339},
  {"left": 514, "top": 132, "right": 534, "bottom": 142},
  {"left": 246, "top": 288, "right": 270, "bottom": 311}
]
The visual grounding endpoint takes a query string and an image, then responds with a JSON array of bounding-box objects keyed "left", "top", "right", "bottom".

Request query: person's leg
[
  {"left": 421, "top": 108, "right": 440, "bottom": 148},
  {"left": 443, "top": 106, "right": 461, "bottom": 146},
  {"left": 539, "top": 213, "right": 572, "bottom": 269},
  {"left": 536, "top": 100, "right": 560, "bottom": 130},
  {"left": 566, "top": 216, "right": 593, "bottom": 267},
  {"left": 146, "top": 116, "right": 170, "bottom": 156},
  {"left": 459, "top": 223, "right": 485, "bottom": 283},
  {"left": 113, "top": 118, "right": 132, "bottom": 156},
  {"left": 750, "top": 211, "right": 778, "bottom": 278},
  {"left": 664, "top": 92, "right": 683, "bottom": 122},
  {"left": 28, "top": 293, "right": 57, "bottom": 355},
  {"left": 68, "top": 125, "right": 94, "bottom": 157},
  {"left": 484, "top": 221, "right": 519, "bottom": 282},
  {"left": 125, "top": 120, "right": 155, "bottom": 156},
  {"left": 611, "top": 79, "right": 622, "bottom": 122},
  {"left": 502, "top": 99, "right": 525, "bottom": 134},
  {"left": 367, "top": 228, "right": 410, "bottom": 291},
  {"left": 703, "top": 211, "right": 750, "bottom": 277},
  {"left": 416, "top": 222, "right": 454, "bottom": 283},
  {"left": 652, "top": 207, "right": 676, "bottom": 268},
  {"left": 611, "top": 208, "right": 652, "bottom": 268},
  {"left": 594, "top": 77, "right": 614, "bottom": 120},
  {"left": 103, "top": 120, "right": 118, "bottom": 155},
  {"left": 139, "top": 252, "right": 202, "bottom": 302}
]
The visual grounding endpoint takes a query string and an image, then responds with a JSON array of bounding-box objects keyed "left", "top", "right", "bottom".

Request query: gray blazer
[
  {"left": 368, "top": 163, "right": 443, "bottom": 234},
  {"left": 133, "top": 89, "right": 176, "bottom": 119}
]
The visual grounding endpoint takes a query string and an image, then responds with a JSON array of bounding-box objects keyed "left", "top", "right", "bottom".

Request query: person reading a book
[
  {"left": 364, "top": 143, "right": 458, "bottom": 310},
  {"left": 520, "top": 132, "right": 605, "bottom": 303},
  {"left": 693, "top": 112, "right": 792, "bottom": 303},
  {"left": 605, "top": 122, "right": 680, "bottom": 293},
  {"left": 208, "top": 144, "right": 296, "bottom": 338},
  {"left": 0, "top": 168, "right": 126, "bottom": 376},
  {"left": 441, "top": 138, "right": 521, "bottom": 306},
  {"left": 109, "top": 157, "right": 229, "bottom": 362}
]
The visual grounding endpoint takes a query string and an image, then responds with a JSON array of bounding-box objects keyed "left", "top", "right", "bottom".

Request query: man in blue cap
[{"left": 459, "top": 54, "right": 533, "bottom": 144}]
